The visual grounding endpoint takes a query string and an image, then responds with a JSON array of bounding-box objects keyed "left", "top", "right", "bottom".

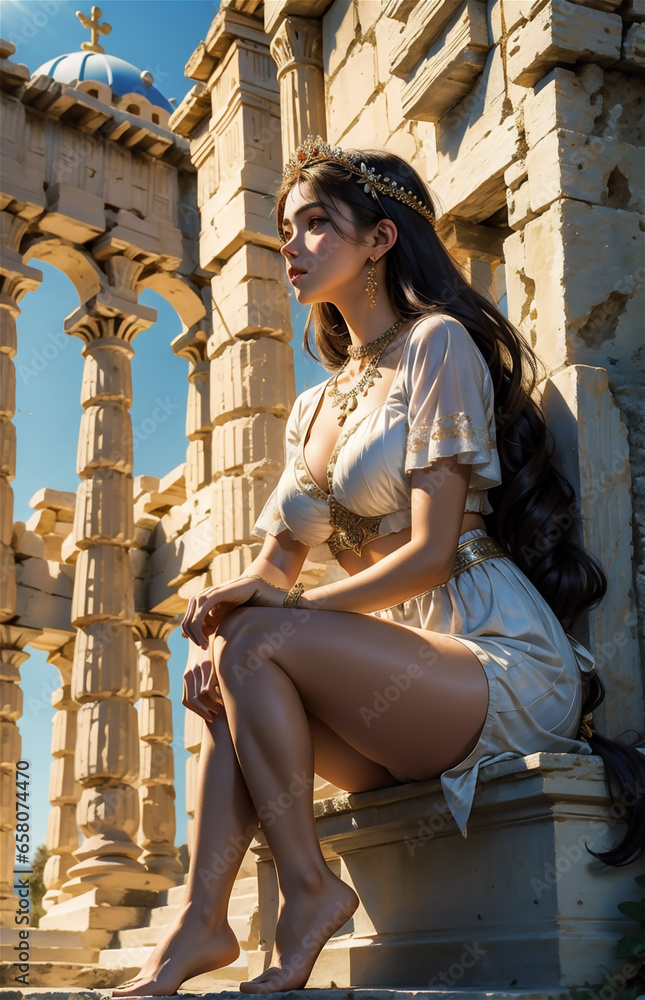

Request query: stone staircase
[
  {"left": 0, "top": 876, "right": 259, "bottom": 991},
  {"left": 0, "top": 989, "right": 575, "bottom": 999}
]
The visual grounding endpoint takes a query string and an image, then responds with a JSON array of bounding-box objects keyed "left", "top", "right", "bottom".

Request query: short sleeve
[
  {"left": 403, "top": 315, "right": 501, "bottom": 492},
  {"left": 251, "top": 393, "right": 307, "bottom": 544}
]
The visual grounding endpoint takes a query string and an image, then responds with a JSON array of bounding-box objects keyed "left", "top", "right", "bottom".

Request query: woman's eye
[{"left": 308, "top": 217, "right": 325, "bottom": 231}]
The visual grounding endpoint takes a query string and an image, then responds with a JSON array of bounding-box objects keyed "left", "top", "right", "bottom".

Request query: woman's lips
[{"left": 288, "top": 267, "right": 307, "bottom": 283}]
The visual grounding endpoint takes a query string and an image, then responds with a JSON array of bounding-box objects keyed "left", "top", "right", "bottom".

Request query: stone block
[
  {"left": 48, "top": 753, "right": 79, "bottom": 804},
  {"left": 212, "top": 412, "right": 287, "bottom": 479},
  {"left": 138, "top": 785, "right": 177, "bottom": 846},
  {"left": 211, "top": 277, "right": 291, "bottom": 348},
  {"left": 526, "top": 129, "right": 642, "bottom": 216},
  {"left": 199, "top": 189, "right": 280, "bottom": 269},
  {"left": 39, "top": 183, "right": 105, "bottom": 244},
  {"left": 51, "top": 707, "right": 77, "bottom": 757},
  {"left": 265, "top": 0, "right": 332, "bottom": 36},
  {"left": 76, "top": 404, "right": 134, "bottom": 477},
  {"left": 158, "top": 464, "right": 187, "bottom": 507},
  {"left": 401, "top": 0, "right": 489, "bottom": 123},
  {"left": 430, "top": 100, "right": 519, "bottom": 219},
  {"left": 322, "top": 0, "right": 359, "bottom": 79},
  {"left": 505, "top": 199, "right": 643, "bottom": 371},
  {"left": 10, "top": 523, "right": 44, "bottom": 560},
  {"left": 542, "top": 365, "right": 643, "bottom": 738},
  {"left": 390, "top": 0, "right": 473, "bottom": 77},
  {"left": 620, "top": 20, "right": 645, "bottom": 72},
  {"left": 72, "top": 622, "right": 138, "bottom": 702},
  {"left": 0, "top": 680, "right": 21, "bottom": 722},
  {"left": 523, "top": 64, "right": 604, "bottom": 148},
  {"left": 80, "top": 347, "right": 133, "bottom": 409},
  {"left": 139, "top": 740, "right": 175, "bottom": 784},
  {"left": 139, "top": 696, "right": 173, "bottom": 743},
  {"left": 507, "top": 0, "right": 622, "bottom": 87},
  {"left": 15, "top": 583, "right": 72, "bottom": 634},
  {"left": 15, "top": 558, "right": 74, "bottom": 599},
  {"left": 326, "top": 42, "right": 377, "bottom": 138},
  {"left": 73, "top": 471, "right": 135, "bottom": 548},
  {"left": 210, "top": 336, "right": 295, "bottom": 423},
  {"left": 25, "top": 508, "right": 56, "bottom": 536},
  {"left": 248, "top": 754, "right": 645, "bottom": 988},
  {"left": 46, "top": 803, "right": 78, "bottom": 855},
  {"left": 71, "top": 546, "right": 136, "bottom": 626},
  {"left": 76, "top": 699, "right": 140, "bottom": 783}
]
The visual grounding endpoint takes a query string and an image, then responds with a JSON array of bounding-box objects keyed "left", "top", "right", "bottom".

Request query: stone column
[
  {"left": 171, "top": 331, "right": 211, "bottom": 497},
  {"left": 0, "top": 626, "right": 31, "bottom": 926},
  {"left": 135, "top": 616, "right": 184, "bottom": 887},
  {"left": 42, "top": 638, "right": 80, "bottom": 911},
  {"left": 270, "top": 15, "right": 326, "bottom": 161},
  {"left": 60, "top": 256, "right": 167, "bottom": 899},
  {"left": 0, "top": 212, "right": 42, "bottom": 926},
  {"left": 0, "top": 212, "right": 41, "bottom": 621}
]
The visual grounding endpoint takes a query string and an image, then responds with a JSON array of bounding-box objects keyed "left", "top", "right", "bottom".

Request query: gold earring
[{"left": 365, "top": 256, "right": 377, "bottom": 309}]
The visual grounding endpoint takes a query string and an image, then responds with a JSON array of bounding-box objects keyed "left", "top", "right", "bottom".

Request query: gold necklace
[{"left": 329, "top": 319, "right": 403, "bottom": 426}]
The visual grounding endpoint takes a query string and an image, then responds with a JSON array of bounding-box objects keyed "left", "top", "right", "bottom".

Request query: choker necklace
[
  {"left": 346, "top": 319, "right": 404, "bottom": 359},
  {"left": 329, "top": 319, "right": 403, "bottom": 426}
]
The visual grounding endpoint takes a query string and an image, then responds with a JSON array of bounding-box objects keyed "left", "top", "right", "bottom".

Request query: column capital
[
  {"left": 64, "top": 254, "right": 157, "bottom": 346},
  {"left": 0, "top": 213, "right": 42, "bottom": 309},
  {"left": 270, "top": 15, "right": 324, "bottom": 81}
]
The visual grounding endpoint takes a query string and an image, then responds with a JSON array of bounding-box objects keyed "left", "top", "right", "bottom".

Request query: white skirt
[{"left": 369, "top": 528, "right": 595, "bottom": 835}]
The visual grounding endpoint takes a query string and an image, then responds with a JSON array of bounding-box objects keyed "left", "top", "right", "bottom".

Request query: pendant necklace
[{"left": 328, "top": 319, "right": 404, "bottom": 426}]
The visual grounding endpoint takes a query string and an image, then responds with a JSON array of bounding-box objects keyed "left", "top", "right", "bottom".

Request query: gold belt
[{"left": 449, "top": 535, "right": 507, "bottom": 579}]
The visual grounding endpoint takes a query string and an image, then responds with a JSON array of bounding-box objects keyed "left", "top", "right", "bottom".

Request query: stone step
[
  {"left": 97, "top": 944, "right": 249, "bottom": 983},
  {"left": 115, "top": 909, "right": 254, "bottom": 949},
  {"left": 0, "top": 960, "right": 139, "bottom": 989},
  {"left": 0, "top": 946, "right": 99, "bottom": 964},
  {"left": 0, "top": 988, "right": 575, "bottom": 998}
]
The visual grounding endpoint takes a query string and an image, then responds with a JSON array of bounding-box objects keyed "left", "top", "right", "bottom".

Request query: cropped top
[{"left": 252, "top": 313, "right": 502, "bottom": 565}]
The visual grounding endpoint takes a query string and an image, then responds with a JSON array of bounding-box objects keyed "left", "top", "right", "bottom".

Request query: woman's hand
[
  {"left": 181, "top": 575, "right": 288, "bottom": 649},
  {"left": 182, "top": 642, "right": 223, "bottom": 722}
]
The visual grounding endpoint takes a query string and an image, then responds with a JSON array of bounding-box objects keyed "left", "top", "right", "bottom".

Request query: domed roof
[{"left": 35, "top": 51, "right": 172, "bottom": 112}]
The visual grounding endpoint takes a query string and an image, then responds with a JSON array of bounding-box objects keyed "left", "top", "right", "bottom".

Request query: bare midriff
[{"left": 336, "top": 511, "right": 486, "bottom": 576}]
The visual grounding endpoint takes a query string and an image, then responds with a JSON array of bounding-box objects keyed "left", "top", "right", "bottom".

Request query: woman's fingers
[
  {"left": 181, "top": 596, "right": 198, "bottom": 645},
  {"left": 182, "top": 667, "right": 216, "bottom": 722}
]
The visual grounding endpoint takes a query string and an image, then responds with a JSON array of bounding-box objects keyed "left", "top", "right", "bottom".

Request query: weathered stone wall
[{"left": 258, "top": 0, "right": 644, "bottom": 736}]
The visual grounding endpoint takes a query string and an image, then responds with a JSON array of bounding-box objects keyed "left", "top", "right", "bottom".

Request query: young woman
[{"left": 113, "top": 138, "right": 643, "bottom": 997}]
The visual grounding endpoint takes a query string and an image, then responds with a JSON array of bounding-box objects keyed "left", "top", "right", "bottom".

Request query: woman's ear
[{"left": 372, "top": 217, "right": 398, "bottom": 255}]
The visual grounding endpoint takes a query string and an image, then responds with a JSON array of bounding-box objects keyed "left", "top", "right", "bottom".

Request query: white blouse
[{"left": 252, "top": 314, "right": 502, "bottom": 564}]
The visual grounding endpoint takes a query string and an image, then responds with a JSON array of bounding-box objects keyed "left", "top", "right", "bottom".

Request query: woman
[{"left": 113, "top": 138, "right": 643, "bottom": 997}]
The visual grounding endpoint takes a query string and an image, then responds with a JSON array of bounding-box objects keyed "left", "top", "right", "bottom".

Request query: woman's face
[{"left": 279, "top": 180, "right": 371, "bottom": 307}]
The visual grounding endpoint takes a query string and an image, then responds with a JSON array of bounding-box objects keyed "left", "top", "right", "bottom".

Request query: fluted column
[
  {"left": 172, "top": 329, "right": 211, "bottom": 496},
  {"left": 0, "top": 212, "right": 41, "bottom": 621},
  {"left": 60, "top": 256, "right": 166, "bottom": 898},
  {"left": 135, "top": 616, "right": 184, "bottom": 887},
  {"left": 270, "top": 15, "right": 326, "bottom": 161},
  {"left": 42, "top": 638, "right": 80, "bottom": 911},
  {"left": 0, "top": 626, "right": 31, "bottom": 926}
]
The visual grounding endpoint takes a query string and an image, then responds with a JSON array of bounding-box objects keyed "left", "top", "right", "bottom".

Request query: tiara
[{"left": 282, "top": 134, "right": 435, "bottom": 228}]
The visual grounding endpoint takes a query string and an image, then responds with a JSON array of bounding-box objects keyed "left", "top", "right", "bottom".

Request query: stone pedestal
[{"left": 248, "top": 754, "right": 645, "bottom": 989}]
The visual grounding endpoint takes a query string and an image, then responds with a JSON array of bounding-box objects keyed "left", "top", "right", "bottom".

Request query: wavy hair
[{"left": 275, "top": 146, "right": 644, "bottom": 865}]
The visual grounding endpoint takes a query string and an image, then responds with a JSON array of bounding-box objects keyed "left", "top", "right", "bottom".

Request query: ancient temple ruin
[{"left": 0, "top": 0, "right": 643, "bottom": 992}]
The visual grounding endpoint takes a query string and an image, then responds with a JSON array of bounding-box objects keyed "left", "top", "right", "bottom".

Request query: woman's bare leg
[
  {"left": 213, "top": 605, "right": 488, "bottom": 993},
  {"left": 111, "top": 655, "right": 399, "bottom": 997},
  {"left": 112, "top": 712, "right": 257, "bottom": 997}
]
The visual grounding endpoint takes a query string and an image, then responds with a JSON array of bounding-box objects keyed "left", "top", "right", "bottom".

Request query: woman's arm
[
  {"left": 243, "top": 527, "right": 310, "bottom": 591},
  {"left": 300, "top": 457, "right": 470, "bottom": 614}
]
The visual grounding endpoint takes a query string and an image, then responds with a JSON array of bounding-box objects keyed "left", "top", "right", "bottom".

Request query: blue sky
[{"left": 2, "top": 0, "right": 321, "bottom": 860}]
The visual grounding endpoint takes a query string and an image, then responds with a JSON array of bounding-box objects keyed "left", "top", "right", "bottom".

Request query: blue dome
[{"left": 35, "top": 51, "right": 172, "bottom": 112}]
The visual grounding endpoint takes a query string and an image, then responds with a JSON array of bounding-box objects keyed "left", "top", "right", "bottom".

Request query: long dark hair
[{"left": 275, "top": 146, "right": 644, "bottom": 865}]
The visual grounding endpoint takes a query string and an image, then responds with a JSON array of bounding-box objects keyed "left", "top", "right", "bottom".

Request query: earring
[{"left": 365, "top": 256, "right": 377, "bottom": 309}]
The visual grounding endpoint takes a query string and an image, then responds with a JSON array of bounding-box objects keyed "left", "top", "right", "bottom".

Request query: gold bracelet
[
  {"left": 283, "top": 582, "right": 305, "bottom": 608},
  {"left": 240, "top": 573, "right": 288, "bottom": 592}
]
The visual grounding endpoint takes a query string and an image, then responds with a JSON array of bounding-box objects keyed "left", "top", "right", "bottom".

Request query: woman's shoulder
[{"left": 405, "top": 310, "right": 489, "bottom": 377}]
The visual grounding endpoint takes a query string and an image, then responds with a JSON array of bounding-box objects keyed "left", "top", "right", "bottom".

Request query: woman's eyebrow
[{"left": 282, "top": 201, "right": 326, "bottom": 225}]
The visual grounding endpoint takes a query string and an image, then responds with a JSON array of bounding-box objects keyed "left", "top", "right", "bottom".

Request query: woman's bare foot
[
  {"left": 239, "top": 870, "right": 359, "bottom": 993},
  {"left": 111, "top": 905, "right": 240, "bottom": 998}
]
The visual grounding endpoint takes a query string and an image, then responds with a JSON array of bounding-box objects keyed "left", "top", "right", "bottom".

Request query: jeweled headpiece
[{"left": 281, "top": 134, "right": 436, "bottom": 231}]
